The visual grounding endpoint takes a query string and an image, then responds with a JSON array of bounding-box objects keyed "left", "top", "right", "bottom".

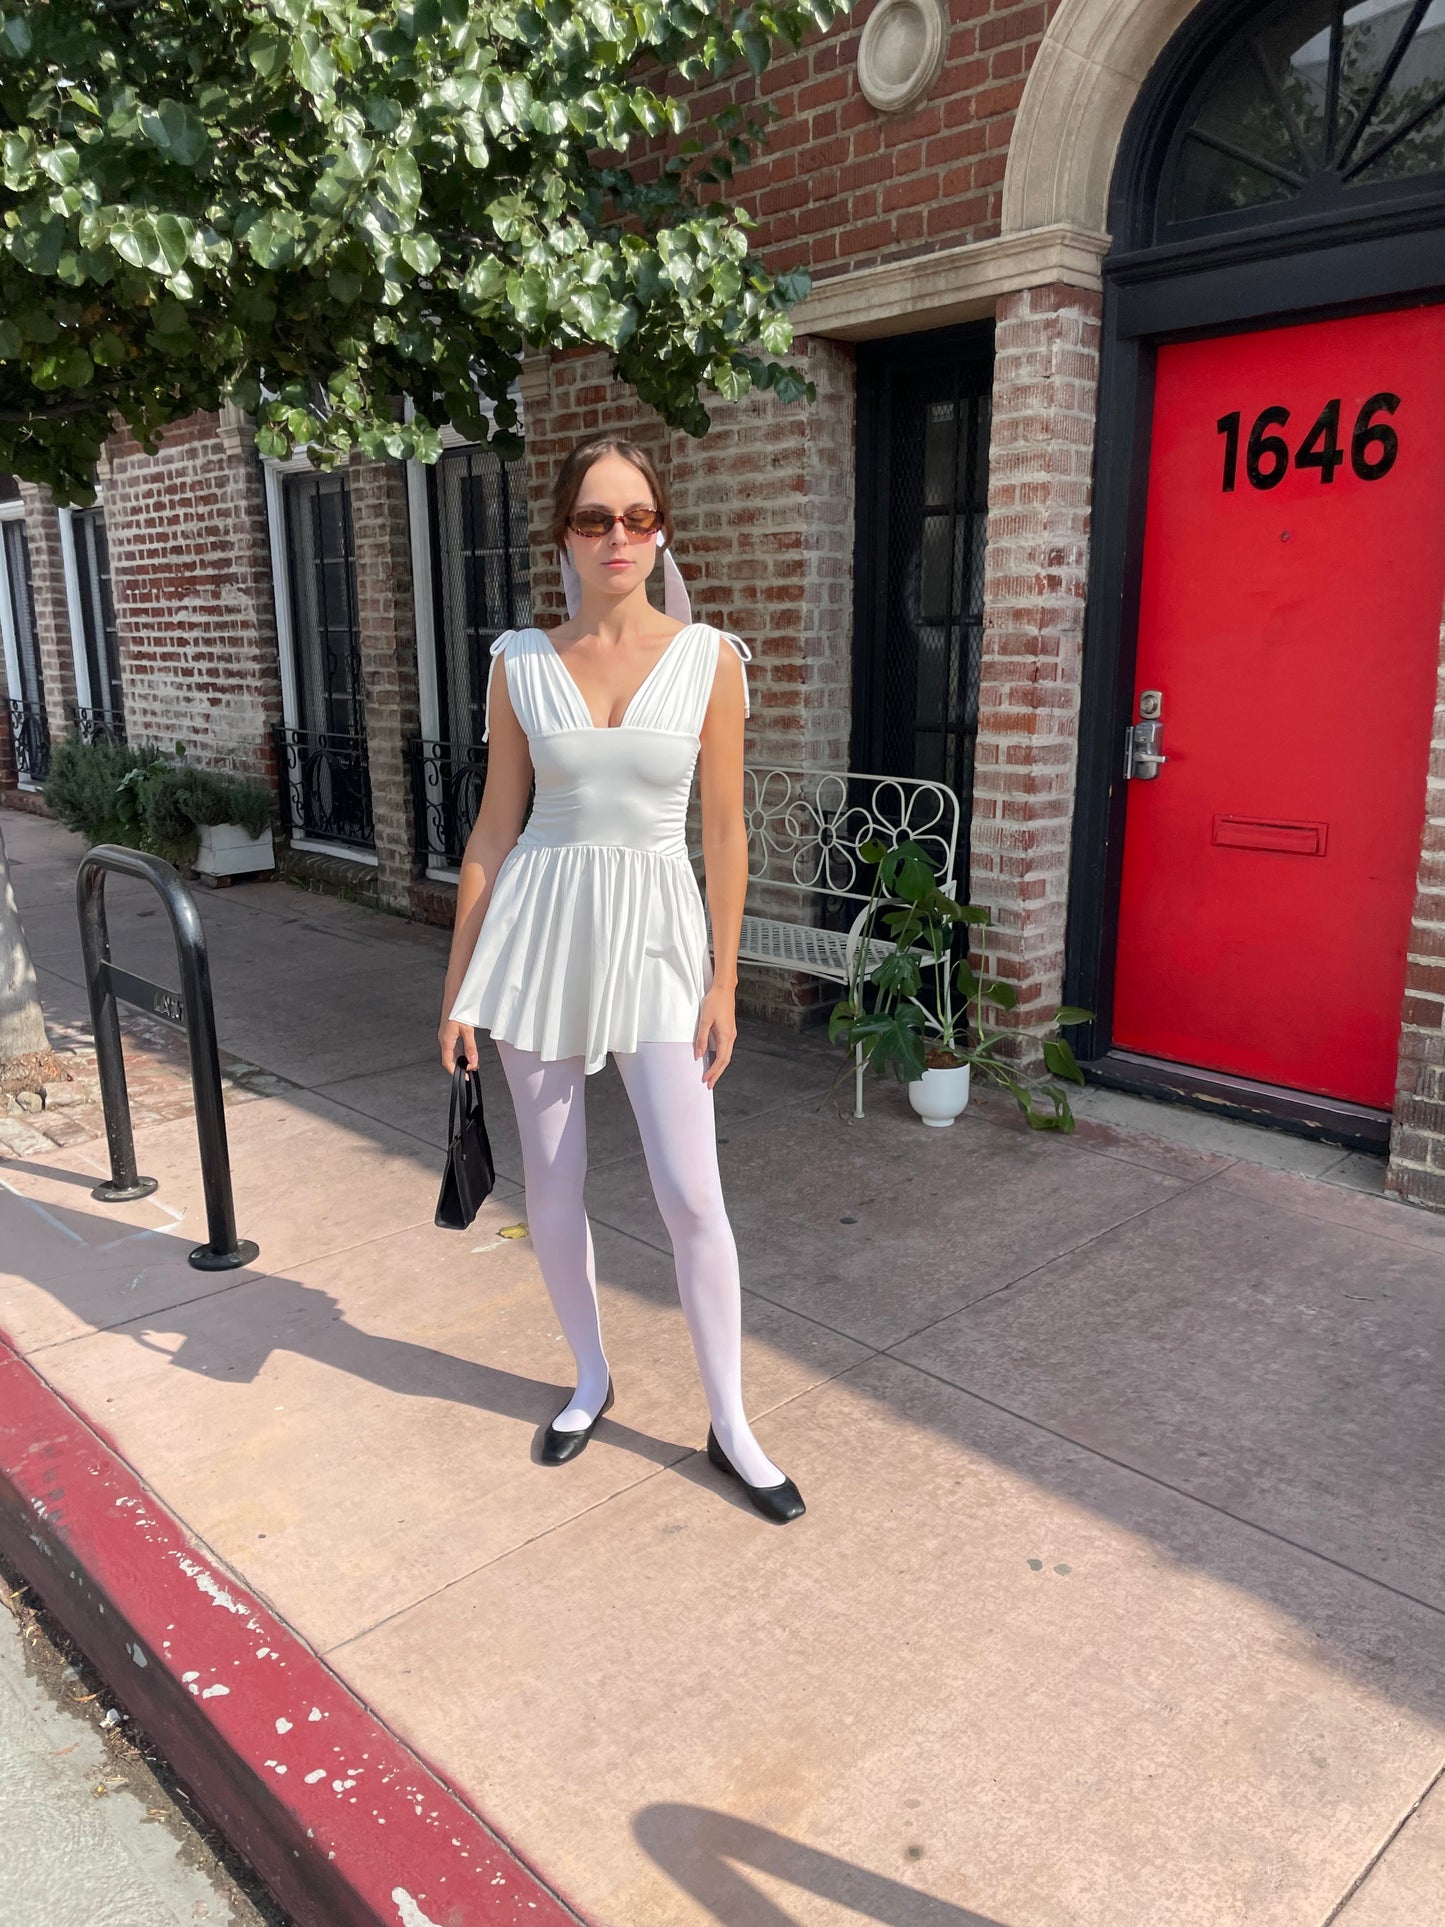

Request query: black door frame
[
  {"left": 1064, "top": 0, "right": 1445, "bottom": 1143},
  {"left": 852, "top": 318, "right": 996, "bottom": 896}
]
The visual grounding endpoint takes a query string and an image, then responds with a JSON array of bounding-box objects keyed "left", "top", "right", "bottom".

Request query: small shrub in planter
[
  {"left": 44, "top": 737, "right": 275, "bottom": 873},
  {"left": 44, "top": 737, "right": 171, "bottom": 850}
]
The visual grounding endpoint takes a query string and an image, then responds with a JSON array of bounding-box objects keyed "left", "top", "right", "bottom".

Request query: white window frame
[
  {"left": 0, "top": 494, "right": 42, "bottom": 789},
  {"left": 261, "top": 446, "right": 378, "bottom": 867},
  {"left": 57, "top": 487, "right": 110, "bottom": 720},
  {"left": 404, "top": 384, "right": 525, "bottom": 882},
  {"left": 56, "top": 507, "right": 93, "bottom": 716}
]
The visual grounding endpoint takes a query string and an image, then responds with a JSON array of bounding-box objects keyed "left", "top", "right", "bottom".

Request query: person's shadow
[
  {"left": 0, "top": 1167, "right": 685, "bottom": 1468},
  {"left": 635, "top": 1806, "right": 1008, "bottom": 1927}
]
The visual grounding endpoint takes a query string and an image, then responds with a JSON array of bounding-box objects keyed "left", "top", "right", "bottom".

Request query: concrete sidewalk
[{"left": 2, "top": 806, "right": 1442, "bottom": 1927}]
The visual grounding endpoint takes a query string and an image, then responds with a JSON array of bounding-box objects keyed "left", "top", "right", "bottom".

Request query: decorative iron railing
[
  {"left": 405, "top": 737, "right": 492, "bottom": 872},
  {"left": 685, "top": 763, "right": 965, "bottom": 981},
  {"left": 272, "top": 725, "right": 374, "bottom": 851},
  {"left": 7, "top": 697, "right": 50, "bottom": 784},
  {"left": 71, "top": 702, "right": 127, "bottom": 746}
]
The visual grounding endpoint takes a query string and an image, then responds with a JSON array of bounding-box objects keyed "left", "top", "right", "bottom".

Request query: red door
[{"left": 1112, "top": 304, "right": 1445, "bottom": 1109}]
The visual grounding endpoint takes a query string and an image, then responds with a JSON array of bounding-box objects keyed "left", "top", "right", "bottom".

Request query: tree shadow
[{"left": 633, "top": 1806, "right": 1006, "bottom": 1927}]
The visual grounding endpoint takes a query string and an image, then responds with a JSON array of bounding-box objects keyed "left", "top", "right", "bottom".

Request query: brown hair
[{"left": 549, "top": 433, "right": 674, "bottom": 553}]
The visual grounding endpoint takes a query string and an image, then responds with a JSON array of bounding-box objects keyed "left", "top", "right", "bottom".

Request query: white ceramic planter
[
  {"left": 195, "top": 822, "right": 275, "bottom": 878},
  {"left": 907, "top": 1061, "right": 971, "bottom": 1127}
]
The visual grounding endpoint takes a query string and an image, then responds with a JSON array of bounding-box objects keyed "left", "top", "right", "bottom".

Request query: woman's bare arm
[{"left": 693, "top": 635, "right": 749, "bottom": 1081}]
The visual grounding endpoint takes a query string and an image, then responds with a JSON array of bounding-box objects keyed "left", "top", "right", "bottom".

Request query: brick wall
[
  {"left": 1387, "top": 607, "right": 1445, "bottom": 1208},
  {"left": 971, "top": 282, "right": 1102, "bottom": 1022},
  {"left": 102, "top": 413, "right": 281, "bottom": 781},
  {"left": 644, "top": 0, "right": 1056, "bottom": 280},
  {"left": 526, "top": 337, "right": 853, "bottom": 759},
  {"left": 349, "top": 454, "right": 422, "bottom": 913}
]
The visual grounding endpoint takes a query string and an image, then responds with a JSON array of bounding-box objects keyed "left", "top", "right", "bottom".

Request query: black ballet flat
[
  {"left": 539, "top": 1377, "right": 614, "bottom": 1465},
  {"left": 706, "top": 1426, "right": 806, "bottom": 1524}
]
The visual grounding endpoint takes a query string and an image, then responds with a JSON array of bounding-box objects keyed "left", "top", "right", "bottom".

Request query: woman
[{"left": 437, "top": 431, "right": 805, "bottom": 1524}]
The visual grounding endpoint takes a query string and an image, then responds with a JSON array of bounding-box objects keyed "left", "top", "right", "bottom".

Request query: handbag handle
[{"left": 448, "top": 1057, "right": 482, "bottom": 1137}]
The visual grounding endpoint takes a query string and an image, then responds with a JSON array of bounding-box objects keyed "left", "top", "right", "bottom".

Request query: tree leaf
[
  {"left": 0, "top": 12, "right": 32, "bottom": 57},
  {"left": 37, "top": 142, "right": 79, "bottom": 186},
  {"left": 140, "top": 99, "right": 208, "bottom": 167},
  {"left": 399, "top": 230, "right": 440, "bottom": 274},
  {"left": 290, "top": 29, "right": 339, "bottom": 98}
]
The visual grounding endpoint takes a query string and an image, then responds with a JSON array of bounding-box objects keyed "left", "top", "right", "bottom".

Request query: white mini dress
[{"left": 447, "top": 621, "right": 752, "bottom": 1074}]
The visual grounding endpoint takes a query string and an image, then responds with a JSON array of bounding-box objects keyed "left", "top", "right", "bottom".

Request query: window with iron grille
[
  {"left": 853, "top": 322, "right": 994, "bottom": 897},
  {"left": 275, "top": 468, "right": 374, "bottom": 850},
  {"left": 428, "top": 442, "right": 531, "bottom": 747},
  {"left": 2, "top": 519, "right": 40, "bottom": 707},
  {"left": 1, "top": 510, "right": 48, "bottom": 784},
  {"left": 284, "top": 470, "right": 364, "bottom": 740},
  {"left": 408, "top": 441, "right": 532, "bottom": 872},
  {"left": 71, "top": 505, "right": 125, "bottom": 733}
]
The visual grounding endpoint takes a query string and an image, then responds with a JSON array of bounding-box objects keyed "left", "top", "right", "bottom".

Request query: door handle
[{"left": 1125, "top": 692, "right": 1167, "bottom": 780}]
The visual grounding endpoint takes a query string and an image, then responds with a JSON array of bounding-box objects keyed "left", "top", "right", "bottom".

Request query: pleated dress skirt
[{"left": 447, "top": 621, "right": 752, "bottom": 1076}]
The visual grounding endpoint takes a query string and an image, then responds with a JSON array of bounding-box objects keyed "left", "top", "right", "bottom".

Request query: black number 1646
[{"left": 1216, "top": 393, "right": 1400, "bottom": 491}]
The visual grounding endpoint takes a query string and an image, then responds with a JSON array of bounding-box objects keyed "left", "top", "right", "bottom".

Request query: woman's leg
[
  {"left": 612, "top": 1039, "right": 785, "bottom": 1488},
  {"left": 494, "top": 1039, "right": 610, "bottom": 1430}
]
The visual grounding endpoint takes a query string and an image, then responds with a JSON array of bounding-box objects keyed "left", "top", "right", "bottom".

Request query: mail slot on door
[{"left": 1212, "top": 816, "right": 1328, "bottom": 857}]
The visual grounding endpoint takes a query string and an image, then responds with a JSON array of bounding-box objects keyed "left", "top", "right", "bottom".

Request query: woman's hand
[
  {"left": 439, "top": 1017, "right": 478, "bottom": 1075},
  {"left": 694, "top": 986, "right": 737, "bottom": 1089}
]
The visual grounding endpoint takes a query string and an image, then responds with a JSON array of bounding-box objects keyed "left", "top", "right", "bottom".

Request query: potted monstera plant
[{"left": 828, "top": 838, "right": 1091, "bottom": 1130}]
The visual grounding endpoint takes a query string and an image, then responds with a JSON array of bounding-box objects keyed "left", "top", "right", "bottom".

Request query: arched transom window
[{"left": 1160, "top": 0, "right": 1445, "bottom": 237}]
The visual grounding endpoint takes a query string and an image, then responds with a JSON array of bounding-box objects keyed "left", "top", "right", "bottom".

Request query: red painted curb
[{"left": 0, "top": 1340, "right": 585, "bottom": 1927}]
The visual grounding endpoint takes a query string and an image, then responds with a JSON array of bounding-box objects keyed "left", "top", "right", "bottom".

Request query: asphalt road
[{"left": 0, "top": 1555, "right": 287, "bottom": 1927}]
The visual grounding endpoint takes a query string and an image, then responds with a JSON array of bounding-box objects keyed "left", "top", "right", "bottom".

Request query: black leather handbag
[{"left": 435, "top": 1060, "right": 497, "bottom": 1229}]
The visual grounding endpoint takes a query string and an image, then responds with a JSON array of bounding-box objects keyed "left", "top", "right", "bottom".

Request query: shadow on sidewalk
[
  {"left": 634, "top": 1806, "right": 1006, "bottom": 1926},
  {"left": 5, "top": 810, "right": 1445, "bottom": 1788},
  {"left": 0, "top": 1181, "right": 689, "bottom": 1468}
]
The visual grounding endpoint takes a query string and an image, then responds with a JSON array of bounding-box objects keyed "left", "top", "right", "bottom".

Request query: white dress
[{"left": 447, "top": 621, "right": 752, "bottom": 1075}]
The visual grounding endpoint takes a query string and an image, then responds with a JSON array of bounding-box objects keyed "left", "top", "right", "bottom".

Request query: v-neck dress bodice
[{"left": 447, "top": 621, "right": 751, "bottom": 1073}]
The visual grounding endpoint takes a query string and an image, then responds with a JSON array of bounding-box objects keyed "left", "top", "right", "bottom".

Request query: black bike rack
[{"left": 76, "top": 846, "right": 259, "bottom": 1271}]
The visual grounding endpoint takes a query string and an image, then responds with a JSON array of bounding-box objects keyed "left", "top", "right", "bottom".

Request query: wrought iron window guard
[
  {"left": 7, "top": 696, "right": 50, "bottom": 784},
  {"left": 272, "top": 724, "right": 374, "bottom": 851},
  {"left": 70, "top": 701, "right": 127, "bottom": 746},
  {"left": 406, "top": 736, "right": 488, "bottom": 872}
]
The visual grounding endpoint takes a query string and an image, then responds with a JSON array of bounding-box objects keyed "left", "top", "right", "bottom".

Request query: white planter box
[{"left": 195, "top": 822, "right": 275, "bottom": 877}]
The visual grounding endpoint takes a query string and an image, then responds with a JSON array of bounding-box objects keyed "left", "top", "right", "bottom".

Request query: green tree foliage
[{"left": 0, "top": 0, "right": 849, "bottom": 501}]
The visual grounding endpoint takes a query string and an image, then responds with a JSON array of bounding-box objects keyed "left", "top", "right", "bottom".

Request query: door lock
[{"left": 1125, "top": 691, "right": 1167, "bottom": 780}]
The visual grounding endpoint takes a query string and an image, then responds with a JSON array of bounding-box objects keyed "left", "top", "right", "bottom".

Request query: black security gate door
[
  {"left": 2, "top": 509, "right": 49, "bottom": 783},
  {"left": 407, "top": 441, "right": 533, "bottom": 871},
  {"left": 286, "top": 471, "right": 364, "bottom": 741},
  {"left": 71, "top": 506, "right": 124, "bottom": 739},
  {"left": 429, "top": 441, "right": 531, "bottom": 748},
  {"left": 279, "top": 470, "right": 373, "bottom": 849},
  {"left": 853, "top": 321, "right": 993, "bottom": 891}
]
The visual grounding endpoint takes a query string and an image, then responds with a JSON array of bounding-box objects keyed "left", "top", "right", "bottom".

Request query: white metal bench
[{"left": 692, "top": 765, "right": 962, "bottom": 1116}]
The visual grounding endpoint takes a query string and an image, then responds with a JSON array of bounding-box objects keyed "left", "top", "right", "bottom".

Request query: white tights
[{"left": 494, "top": 1037, "right": 786, "bottom": 1489}]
